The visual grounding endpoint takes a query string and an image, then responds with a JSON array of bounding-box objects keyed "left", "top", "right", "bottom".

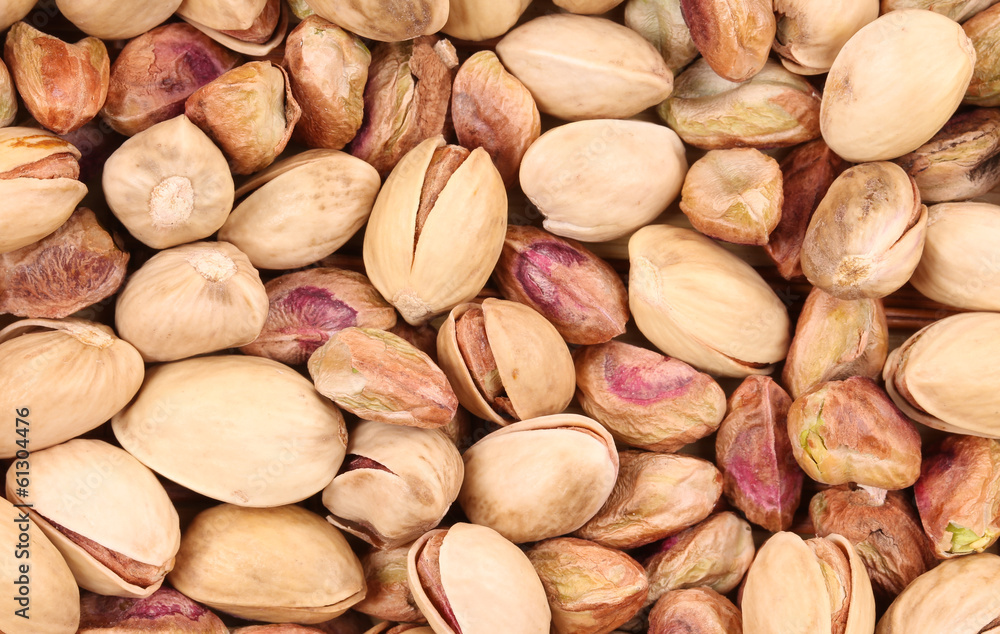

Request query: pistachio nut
[
  {"left": 679, "top": 0, "right": 775, "bottom": 82},
  {"left": 241, "top": 268, "right": 396, "bottom": 366},
  {"left": 575, "top": 450, "right": 722, "bottom": 549},
  {"left": 5, "top": 439, "right": 179, "bottom": 598},
  {"left": 883, "top": 312, "right": 1000, "bottom": 437},
  {"left": 715, "top": 376, "right": 802, "bottom": 532},
  {"left": 101, "top": 23, "right": 241, "bottom": 137},
  {"left": 102, "top": 115, "right": 234, "bottom": 250},
  {"left": 772, "top": 0, "right": 878, "bottom": 75},
  {"left": 680, "top": 148, "right": 783, "bottom": 245},
  {"left": 354, "top": 544, "right": 424, "bottom": 623},
  {"left": 323, "top": 420, "right": 463, "bottom": 548},
  {"left": 811, "top": 486, "right": 936, "bottom": 599},
  {"left": 0, "top": 57, "right": 14, "bottom": 127},
  {"left": 0, "top": 127, "right": 87, "bottom": 254},
  {"left": 624, "top": 0, "right": 699, "bottom": 73},
  {"left": 964, "top": 4, "right": 1000, "bottom": 106},
  {"left": 388, "top": 319, "right": 440, "bottom": 362},
  {"left": 303, "top": 0, "right": 448, "bottom": 42},
  {"left": 459, "top": 414, "right": 619, "bottom": 543},
  {"left": 743, "top": 532, "right": 876, "bottom": 634},
  {"left": 318, "top": 612, "right": 374, "bottom": 634},
  {"left": 0, "top": 0, "right": 34, "bottom": 32},
  {"left": 0, "top": 496, "right": 79, "bottom": 633},
  {"left": 407, "top": 523, "right": 551, "bottom": 634},
  {"left": 0, "top": 207, "right": 129, "bottom": 319},
  {"left": 54, "top": 0, "right": 182, "bottom": 39},
  {"left": 647, "top": 588, "right": 742, "bottom": 634},
  {"left": 629, "top": 224, "right": 791, "bottom": 378},
  {"left": 519, "top": 119, "right": 687, "bottom": 242},
  {"left": 496, "top": 14, "right": 673, "bottom": 121},
  {"left": 783, "top": 287, "right": 889, "bottom": 400},
  {"left": 284, "top": 16, "right": 370, "bottom": 150},
  {"left": 0, "top": 318, "right": 143, "bottom": 457},
  {"left": 659, "top": 58, "right": 822, "bottom": 149},
  {"left": 910, "top": 202, "right": 1000, "bottom": 310},
  {"left": 219, "top": 150, "right": 380, "bottom": 270},
  {"left": 309, "top": 327, "right": 458, "bottom": 428},
  {"left": 78, "top": 587, "right": 228, "bottom": 633},
  {"left": 801, "top": 161, "right": 928, "bottom": 300},
  {"left": 575, "top": 340, "right": 726, "bottom": 452},
  {"left": 527, "top": 537, "right": 648, "bottom": 634},
  {"left": 179, "top": 0, "right": 288, "bottom": 56},
  {"left": 362, "top": 136, "right": 507, "bottom": 326},
  {"left": 821, "top": 9, "right": 976, "bottom": 162},
  {"left": 113, "top": 355, "right": 347, "bottom": 507},
  {"left": 437, "top": 299, "right": 575, "bottom": 425},
  {"left": 170, "top": 504, "right": 366, "bottom": 623},
  {"left": 443, "top": 0, "right": 532, "bottom": 40},
  {"left": 880, "top": 0, "right": 998, "bottom": 21}
]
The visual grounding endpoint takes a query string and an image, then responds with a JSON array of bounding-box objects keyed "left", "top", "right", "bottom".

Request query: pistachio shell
[
  {"left": 0, "top": 126, "right": 81, "bottom": 173},
  {"left": 443, "top": 0, "right": 532, "bottom": 40},
  {"left": 772, "top": 0, "right": 878, "bottom": 75},
  {"left": 624, "top": 0, "right": 699, "bottom": 73},
  {"left": 880, "top": 0, "right": 998, "bottom": 21},
  {"left": 77, "top": 587, "right": 229, "bottom": 632},
  {"left": 0, "top": 177, "right": 88, "bottom": 253},
  {"left": 648, "top": 588, "right": 742, "bottom": 634},
  {"left": 179, "top": 0, "right": 288, "bottom": 56},
  {"left": 354, "top": 544, "right": 423, "bottom": 623},
  {"left": 177, "top": 0, "right": 268, "bottom": 30},
  {"left": 55, "top": 0, "right": 182, "bottom": 39},
  {"left": 964, "top": 4, "right": 1000, "bottom": 106},
  {"left": 303, "top": 0, "right": 449, "bottom": 42},
  {"left": 679, "top": 0, "right": 775, "bottom": 82},
  {"left": 0, "top": 0, "right": 34, "bottom": 32}
]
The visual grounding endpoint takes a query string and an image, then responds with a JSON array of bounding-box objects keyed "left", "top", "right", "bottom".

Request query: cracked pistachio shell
[
  {"left": 171, "top": 504, "right": 365, "bottom": 623},
  {"left": 115, "top": 241, "right": 268, "bottom": 363},
  {"left": 519, "top": 119, "right": 686, "bottom": 242},
  {"left": 783, "top": 287, "right": 889, "bottom": 400},
  {"left": 0, "top": 0, "right": 33, "bottom": 32},
  {"left": 910, "top": 202, "right": 1000, "bottom": 310},
  {"left": 323, "top": 420, "right": 463, "bottom": 549},
  {"left": 884, "top": 312, "right": 1000, "bottom": 437},
  {"left": 648, "top": 588, "right": 742, "bottom": 634},
  {"left": 437, "top": 299, "right": 575, "bottom": 425},
  {"left": 881, "top": 0, "right": 999, "bottom": 20},
  {"left": 113, "top": 355, "right": 347, "bottom": 507},
  {"left": 102, "top": 115, "right": 234, "bottom": 250},
  {"left": 354, "top": 544, "right": 423, "bottom": 623},
  {"left": 772, "top": 0, "right": 878, "bottom": 75},
  {"left": 0, "top": 496, "right": 79, "bottom": 633},
  {"left": 179, "top": 0, "right": 288, "bottom": 57},
  {"left": 821, "top": 10, "right": 976, "bottom": 162},
  {"left": 496, "top": 14, "right": 673, "bottom": 121},
  {"left": 303, "top": 0, "right": 448, "bottom": 42},
  {"left": 77, "top": 587, "right": 228, "bottom": 633},
  {"left": 443, "top": 0, "right": 532, "bottom": 40},
  {"left": 679, "top": 0, "right": 775, "bottom": 82},
  {"left": 363, "top": 136, "right": 507, "bottom": 326},
  {"left": 177, "top": 0, "right": 267, "bottom": 30},
  {"left": 629, "top": 225, "right": 791, "bottom": 378},
  {"left": 624, "top": 0, "right": 699, "bottom": 73},
  {"left": 55, "top": 0, "right": 180, "bottom": 39},
  {"left": 802, "top": 162, "right": 927, "bottom": 300},
  {"left": 5, "top": 440, "right": 179, "bottom": 598},
  {"left": 219, "top": 150, "right": 380, "bottom": 270},
  {"left": 459, "top": 414, "right": 619, "bottom": 544},
  {"left": 0, "top": 318, "right": 142, "bottom": 457},
  {"left": 407, "top": 523, "right": 551, "bottom": 634},
  {"left": 744, "top": 532, "right": 876, "bottom": 634}
]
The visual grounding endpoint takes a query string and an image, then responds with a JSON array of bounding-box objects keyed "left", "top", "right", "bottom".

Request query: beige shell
[
  {"left": 219, "top": 150, "right": 380, "bottom": 270},
  {"left": 5, "top": 439, "right": 180, "bottom": 598},
  {"left": 170, "top": 504, "right": 365, "bottom": 623},
  {"left": 114, "top": 241, "right": 268, "bottom": 362},
  {"left": 0, "top": 496, "right": 79, "bottom": 633},
  {"left": 322, "top": 420, "right": 464, "bottom": 549},
  {"left": 303, "top": 0, "right": 449, "bottom": 41},
  {"left": 0, "top": 0, "right": 35, "bottom": 32},
  {"left": 112, "top": 355, "right": 347, "bottom": 507},
  {"left": 518, "top": 119, "right": 687, "bottom": 242},
  {"left": 772, "top": 0, "right": 879, "bottom": 75},
  {"left": 180, "top": 0, "right": 289, "bottom": 56},
  {"left": 458, "top": 414, "right": 619, "bottom": 543},
  {"left": 820, "top": 9, "right": 976, "bottom": 162},
  {"left": 102, "top": 115, "right": 234, "bottom": 250},
  {"left": 362, "top": 136, "right": 507, "bottom": 326},
  {"left": 628, "top": 224, "right": 791, "bottom": 377},
  {"left": 177, "top": 0, "right": 268, "bottom": 30},
  {"left": 0, "top": 318, "right": 143, "bottom": 458},
  {"left": 408, "top": 523, "right": 551, "bottom": 634},
  {"left": 437, "top": 299, "right": 576, "bottom": 425},
  {"left": 55, "top": 0, "right": 182, "bottom": 39},
  {"left": 443, "top": 0, "right": 532, "bottom": 40}
]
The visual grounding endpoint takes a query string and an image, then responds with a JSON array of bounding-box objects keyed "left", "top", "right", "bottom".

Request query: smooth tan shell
[
  {"left": 177, "top": 0, "right": 268, "bottom": 30},
  {"left": 55, "top": 0, "right": 182, "bottom": 39},
  {"left": 303, "top": 0, "right": 449, "bottom": 41},
  {"left": 220, "top": 150, "right": 380, "bottom": 270},
  {"left": 180, "top": 1, "right": 289, "bottom": 56},
  {"left": 408, "top": 523, "right": 551, "bottom": 634},
  {"left": 437, "top": 299, "right": 576, "bottom": 424},
  {"left": 772, "top": 0, "right": 878, "bottom": 74},
  {"left": 112, "top": 355, "right": 347, "bottom": 507},
  {"left": 0, "top": 0, "right": 35, "bottom": 32},
  {"left": 170, "top": 504, "right": 365, "bottom": 623},
  {"left": 5, "top": 439, "right": 180, "bottom": 598},
  {"left": 0, "top": 177, "right": 88, "bottom": 253},
  {"left": 443, "top": 0, "right": 532, "bottom": 40},
  {"left": 0, "top": 319, "right": 143, "bottom": 458}
]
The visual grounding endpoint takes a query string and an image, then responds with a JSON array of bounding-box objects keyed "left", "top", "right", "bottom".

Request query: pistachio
[
  {"left": 54, "top": 0, "right": 183, "bottom": 40},
  {"left": 527, "top": 537, "right": 648, "bottom": 634},
  {"left": 679, "top": 0, "right": 775, "bottom": 82},
  {"left": 783, "top": 287, "right": 889, "bottom": 399},
  {"left": 388, "top": 319, "right": 439, "bottom": 362},
  {"left": 284, "top": 16, "right": 370, "bottom": 150},
  {"left": 519, "top": 119, "right": 687, "bottom": 242},
  {"left": 575, "top": 340, "right": 726, "bottom": 452},
  {"left": 801, "top": 162, "right": 927, "bottom": 300},
  {"left": 628, "top": 224, "right": 791, "bottom": 377},
  {"left": 176, "top": 0, "right": 268, "bottom": 32},
  {"left": 354, "top": 544, "right": 424, "bottom": 623},
  {"left": 443, "top": 0, "right": 532, "bottom": 40},
  {"left": 215, "top": 0, "right": 282, "bottom": 45},
  {"left": 647, "top": 588, "right": 742, "bottom": 634},
  {"left": 715, "top": 376, "right": 802, "bottom": 532},
  {"left": 170, "top": 504, "right": 366, "bottom": 623},
  {"left": 680, "top": 148, "right": 783, "bottom": 245},
  {"left": 303, "top": 0, "right": 449, "bottom": 42},
  {"left": 659, "top": 58, "right": 821, "bottom": 149},
  {"left": 113, "top": 355, "right": 347, "bottom": 507},
  {"left": 234, "top": 627, "right": 326, "bottom": 633},
  {"left": 555, "top": 0, "right": 625, "bottom": 11},
  {"left": 78, "top": 587, "right": 228, "bottom": 633},
  {"left": 821, "top": 9, "right": 976, "bottom": 162},
  {"left": 772, "top": 0, "right": 878, "bottom": 75},
  {"left": 317, "top": 612, "right": 373, "bottom": 634},
  {"left": 880, "top": 0, "right": 998, "bottom": 21},
  {"left": 624, "top": 0, "right": 699, "bottom": 72},
  {"left": 452, "top": 51, "right": 540, "bottom": 188},
  {"left": 0, "top": 207, "right": 128, "bottom": 319},
  {"left": 496, "top": 14, "right": 673, "bottom": 121},
  {"left": 4, "top": 21, "right": 109, "bottom": 134},
  {"left": 964, "top": 4, "right": 1000, "bottom": 106},
  {"left": 180, "top": 0, "right": 288, "bottom": 56},
  {"left": 575, "top": 450, "right": 722, "bottom": 549},
  {"left": 101, "top": 23, "right": 241, "bottom": 137},
  {"left": 0, "top": 58, "right": 14, "bottom": 127},
  {"left": 0, "top": 0, "right": 34, "bottom": 32}
]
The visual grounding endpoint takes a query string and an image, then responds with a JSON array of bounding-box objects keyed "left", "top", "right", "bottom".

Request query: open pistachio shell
[
  {"left": 772, "top": 0, "right": 878, "bottom": 75},
  {"left": 179, "top": 0, "right": 289, "bottom": 56},
  {"left": 55, "top": 0, "right": 182, "bottom": 39},
  {"left": 177, "top": 0, "right": 268, "bottom": 30},
  {"left": 303, "top": 0, "right": 449, "bottom": 42},
  {"left": 5, "top": 439, "right": 179, "bottom": 598}
]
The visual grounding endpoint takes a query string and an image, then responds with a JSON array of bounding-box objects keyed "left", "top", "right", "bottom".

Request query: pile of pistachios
[{"left": 2, "top": 0, "right": 1000, "bottom": 632}]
